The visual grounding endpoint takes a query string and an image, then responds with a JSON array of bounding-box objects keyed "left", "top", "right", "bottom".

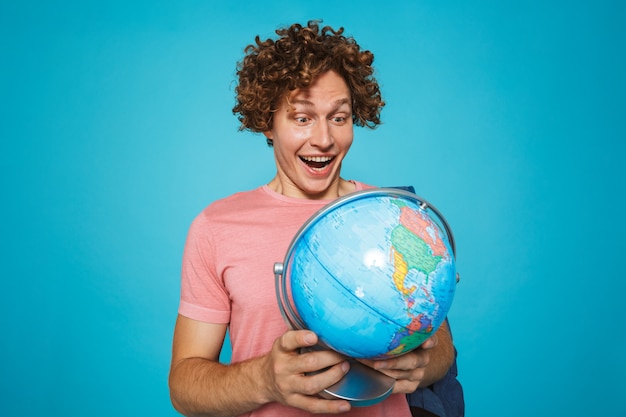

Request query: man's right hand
[{"left": 262, "top": 329, "right": 353, "bottom": 414}]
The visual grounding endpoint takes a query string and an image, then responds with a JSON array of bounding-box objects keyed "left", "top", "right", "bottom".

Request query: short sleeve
[{"left": 178, "top": 212, "right": 231, "bottom": 323}]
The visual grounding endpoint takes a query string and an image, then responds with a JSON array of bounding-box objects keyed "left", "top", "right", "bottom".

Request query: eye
[
  {"left": 294, "top": 116, "right": 310, "bottom": 125},
  {"left": 331, "top": 115, "right": 350, "bottom": 124}
]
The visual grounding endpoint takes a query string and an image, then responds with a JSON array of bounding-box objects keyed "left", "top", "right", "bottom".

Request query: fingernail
[
  {"left": 338, "top": 402, "right": 351, "bottom": 412},
  {"left": 341, "top": 361, "right": 350, "bottom": 373},
  {"left": 304, "top": 333, "right": 316, "bottom": 345}
]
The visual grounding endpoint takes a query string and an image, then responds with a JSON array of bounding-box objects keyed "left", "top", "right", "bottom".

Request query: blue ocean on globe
[{"left": 285, "top": 190, "right": 457, "bottom": 359}]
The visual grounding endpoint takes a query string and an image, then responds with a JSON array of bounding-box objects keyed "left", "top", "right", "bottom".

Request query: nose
[{"left": 309, "top": 120, "right": 334, "bottom": 149}]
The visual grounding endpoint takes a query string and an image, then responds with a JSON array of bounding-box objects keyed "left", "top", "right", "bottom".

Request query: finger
[
  {"left": 392, "top": 377, "right": 424, "bottom": 394},
  {"left": 288, "top": 394, "right": 351, "bottom": 414},
  {"left": 268, "top": 349, "right": 350, "bottom": 408},
  {"left": 279, "top": 362, "right": 352, "bottom": 412},
  {"left": 296, "top": 361, "right": 351, "bottom": 395},
  {"left": 297, "top": 349, "right": 349, "bottom": 375},
  {"left": 370, "top": 350, "right": 429, "bottom": 372},
  {"left": 420, "top": 334, "right": 438, "bottom": 350},
  {"left": 277, "top": 330, "right": 318, "bottom": 353}
]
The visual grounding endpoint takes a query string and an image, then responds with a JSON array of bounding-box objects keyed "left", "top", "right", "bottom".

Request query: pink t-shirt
[{"left": 179, "top": 182, "right": 411, "bottom": 417}]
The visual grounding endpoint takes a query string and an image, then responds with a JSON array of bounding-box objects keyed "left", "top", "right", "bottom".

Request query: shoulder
[
  {"left": 184, "top": 188, "right": 266, "bottom": 236},
  {"left": 199, "top": 187, "right": 270, "bottom": 219},
  {"left": 351, "top": 180, "right": 376, "bottom": 191},
  {"left": 189, "top": 186, "right": 320, "bottom": 234}
]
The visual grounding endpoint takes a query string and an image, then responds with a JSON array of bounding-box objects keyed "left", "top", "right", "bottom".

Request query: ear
[{"left": 263, "top": 131, "right": 273, "bottom": 140}]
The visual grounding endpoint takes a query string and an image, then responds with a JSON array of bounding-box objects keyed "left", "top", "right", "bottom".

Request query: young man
[{"left": 169, "top": 21, "right": 457, "bottom": 417}]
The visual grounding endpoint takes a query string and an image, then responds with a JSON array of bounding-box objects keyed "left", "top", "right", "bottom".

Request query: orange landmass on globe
[
  {"left": 399, "top": 206, "right": 447, "bottom": 257},
  {"left": 408, "top": 313, "right": 433, "bottom": 333}
]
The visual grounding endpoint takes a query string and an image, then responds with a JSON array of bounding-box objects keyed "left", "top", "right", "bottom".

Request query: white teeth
[{"left": 301, "top": 156, "right": 333, "bottom": 162}]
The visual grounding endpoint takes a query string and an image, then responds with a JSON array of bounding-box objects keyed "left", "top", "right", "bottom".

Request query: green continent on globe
[{"left": 391, "top": 225, "right": 442, "bottom": 279}]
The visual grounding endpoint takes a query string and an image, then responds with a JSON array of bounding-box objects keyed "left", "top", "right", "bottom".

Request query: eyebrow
[{"left": 290, "top": 98, "right": 351, "bottom": 108}]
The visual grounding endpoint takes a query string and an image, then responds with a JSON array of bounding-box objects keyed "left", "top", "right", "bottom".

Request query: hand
[
  {"left": 263, "top": 330, "right": 352, "bottom": 414},
  {"left": 359, "top": 335, "right": 439, "bottom": 394}
]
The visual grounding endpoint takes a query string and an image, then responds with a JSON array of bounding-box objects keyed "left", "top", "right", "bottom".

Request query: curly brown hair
[{"left": 232, "top": 21, "right": 385, "bottom": 145}]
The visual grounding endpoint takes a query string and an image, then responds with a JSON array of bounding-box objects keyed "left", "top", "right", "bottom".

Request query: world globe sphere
[{"left": 275, "top": 188, "right": 458, "bottom": 360}]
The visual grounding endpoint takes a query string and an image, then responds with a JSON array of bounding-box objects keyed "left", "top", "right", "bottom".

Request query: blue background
[{"left": 2, "top": 1, "right": 625, "bottom": 416}]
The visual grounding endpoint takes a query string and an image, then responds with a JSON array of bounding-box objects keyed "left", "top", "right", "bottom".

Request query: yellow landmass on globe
[{"left": 391, "top": 250, "right": 416, "bottom": 296}]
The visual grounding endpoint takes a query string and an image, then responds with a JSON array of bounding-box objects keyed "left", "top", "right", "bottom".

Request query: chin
[{"left": 300, "top": 182, "right": 338, "bottom": 199}]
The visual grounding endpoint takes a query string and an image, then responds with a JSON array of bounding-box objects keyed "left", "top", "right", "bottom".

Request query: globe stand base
[
  {"left": 322, "top": 360, "right": 395, "bottom": 407},
  {"left": 302, "top": 347, "right": 395, "bottom": 407}
]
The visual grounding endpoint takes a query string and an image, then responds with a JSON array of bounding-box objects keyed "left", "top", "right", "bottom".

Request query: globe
[{"left": 275, "top": 188, "right": 458, "bottom": 360}]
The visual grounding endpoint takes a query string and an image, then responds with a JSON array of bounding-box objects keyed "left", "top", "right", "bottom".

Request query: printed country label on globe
[{"left": 276, "top": 188, "right": 457, "bottom": 359}]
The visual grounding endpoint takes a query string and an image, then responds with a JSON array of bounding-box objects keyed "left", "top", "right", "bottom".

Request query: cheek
[
  {"left": 338, "top": 129, "right": 354, "bottom": 149},
  {"left": 273, "top": 140, "right": 299, "bottom": 167},
  {"left": 277, "top": 126, "right": 310, "bottom": 147}
]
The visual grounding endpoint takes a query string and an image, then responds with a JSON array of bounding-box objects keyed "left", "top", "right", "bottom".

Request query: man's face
[{"left": 264, "top": 70, "right": 354, "bottom": 199}]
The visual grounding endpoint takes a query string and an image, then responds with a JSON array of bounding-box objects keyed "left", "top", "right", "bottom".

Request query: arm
[
  {"left": 168, "top": 315, "right": 352, "bottom": 417},
  {"left": 168, "top": 315, "right": 266, "bottom": 417},
  {"left": 361, "top": 322, "right": 455, "bottom": 393},
  {"left": 412, "top": 321, "right": 455, "bottom": 388}
]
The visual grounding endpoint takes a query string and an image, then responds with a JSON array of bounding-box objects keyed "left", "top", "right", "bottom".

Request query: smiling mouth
[{"left": 300, "top": 156, "right": 334, "bottom": 170}]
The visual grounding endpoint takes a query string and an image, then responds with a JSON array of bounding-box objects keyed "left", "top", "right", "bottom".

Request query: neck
[{"left": 267, "top": 177, "right": 354, "bottom": 200}]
